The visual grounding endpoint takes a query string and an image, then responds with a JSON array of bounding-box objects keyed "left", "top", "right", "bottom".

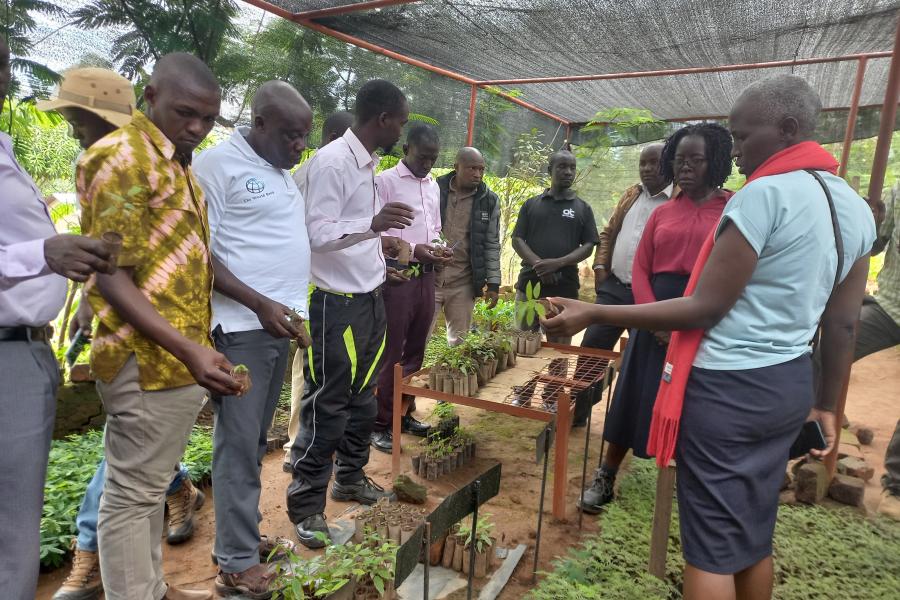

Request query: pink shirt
[
  {"left": 631, "top": 189, "right": 731, "bottom": 305},
  {"left": 376, "top": 160, "right": 441, "bottom": 255},
  {"left": 0, "top": 133, "right": 67, "bottom": 326},
  {"left": 297, "top": 129, "right": 385, "bottom": 293}
]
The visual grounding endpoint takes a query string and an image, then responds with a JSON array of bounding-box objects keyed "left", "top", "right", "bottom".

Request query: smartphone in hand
[{"left": 789, "top": 420, "right": 828, "bottom": 459}]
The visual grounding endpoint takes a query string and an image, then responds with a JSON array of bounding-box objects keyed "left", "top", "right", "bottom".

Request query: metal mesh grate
[{"left": 504, "top": 354, "right": 612, "bottom": 413}]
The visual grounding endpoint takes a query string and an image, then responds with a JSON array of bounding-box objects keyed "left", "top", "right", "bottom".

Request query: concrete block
[
  {"left": 837, "top": 442, "right": 863, "bottom": 459},
  {"left": 837, "top": 456, "right": 875, "bottom": 482},
  {"left": 795, "top": 462, "right": 828, "bottom": 504},
  {"left": 828, "top": 474, "right": 865, "bottom": 507}
]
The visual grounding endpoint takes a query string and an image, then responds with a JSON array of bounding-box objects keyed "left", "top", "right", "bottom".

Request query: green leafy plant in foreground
[
  {"left": 527, "top": 459, "right": 900, "bottom": 600},
  {"left": 458, "top": 514, "right": 495, "bottom": 553},
  {"left": 41, "top": 426, "right": 214, "bottom": 568},
  {"left": 516, "top": 280, "right": 545, "bottom": 327}
]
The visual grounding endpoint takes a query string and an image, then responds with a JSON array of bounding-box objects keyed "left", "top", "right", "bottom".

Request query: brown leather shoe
[
  {"left": 166, "top": 478, "right": 204, "bottom": 545},
  {"left": 215, "top": 564, "right": 275, "bottom": 599},
  {"left": 52, "top": 545, "right": 102, "bottom": 600},
  {"left": 161, "top": 583, "right": 213, "bottom": 600}
]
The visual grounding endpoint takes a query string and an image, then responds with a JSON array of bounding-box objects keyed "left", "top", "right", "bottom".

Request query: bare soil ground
[{"left": 36, "top": 344, "right": 900, "bottom": 599}]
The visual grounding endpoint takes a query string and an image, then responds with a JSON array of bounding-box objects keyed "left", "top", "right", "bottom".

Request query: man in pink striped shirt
[{"left": 370, "top": 125, "right": 450, "bottom": 452}]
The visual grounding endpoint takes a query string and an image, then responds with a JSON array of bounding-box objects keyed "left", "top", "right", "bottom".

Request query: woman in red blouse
[{"left": 579, "top": 123, "right": 735, "bottom": 513}]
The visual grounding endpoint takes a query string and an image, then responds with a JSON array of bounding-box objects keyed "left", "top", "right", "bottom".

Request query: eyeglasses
[{"left": 673, "top": 156, "right": 707, "bottom": 170}]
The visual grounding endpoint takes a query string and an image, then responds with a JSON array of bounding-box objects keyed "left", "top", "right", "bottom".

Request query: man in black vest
[{"left": 434, "top": 147, "right": 501, "bottom": 345}]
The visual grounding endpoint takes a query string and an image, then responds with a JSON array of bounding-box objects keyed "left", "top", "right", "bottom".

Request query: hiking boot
[
  {"left": 578, "top": 468, "right": 616, "bottom": 514},
  {"left": 166, "top": 478, "right": 204, "bottom": 545},
  {"left": 295, "top": 513, "right": 330, "bottom": 549},
  {"left": 401, "top": 415, "right": 431, "bottom": 437},
  {"left": 162, "top": 584, "right": 213, "bottom": 600},
  {"left": 212, "top": 535, "right": 297, "bottom": 565},
  {"left": 331, "top": 475, "right": 396, "bottom": 505},
  {"left": 370, "top": 430, "right": 393, "bottom": 453},
  {"left": 52, "top": 546, "right": 102, "bottom": 600},
  {"left": 215, "top": 564, "right": 275, "bottom": 599},
  {"left": 877, "top": 489, "right": 900, "bottom": 521}
]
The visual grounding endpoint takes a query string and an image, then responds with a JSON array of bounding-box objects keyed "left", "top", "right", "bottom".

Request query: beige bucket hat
[{"left": 37, "top": 67, "right": 136, "bottom": 128}]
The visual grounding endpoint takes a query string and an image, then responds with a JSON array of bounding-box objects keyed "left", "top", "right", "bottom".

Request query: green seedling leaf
[{"left": 534, "top": 281, "right": 542, "bottom": 299}]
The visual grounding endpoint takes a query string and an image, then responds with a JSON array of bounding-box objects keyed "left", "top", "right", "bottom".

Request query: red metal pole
[
  {"left": 295, "top": 0, "right": 420, "bottom": 20},
  {"left": 839, "top": 58, "right": 869, "bottom": 178},
  {"left": 466, "top": 84, "right": 477, "bottom": 146},
  {"left": 867, "top": 18, "right": 900, "bottom": 205},
  {"left": 477, "top": 51, "right": 893, "bottom": 86}
]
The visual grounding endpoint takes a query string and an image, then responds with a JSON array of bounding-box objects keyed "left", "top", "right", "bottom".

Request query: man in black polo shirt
[{"left": 512, "top": 150, "right": 598, "bottom": 344}]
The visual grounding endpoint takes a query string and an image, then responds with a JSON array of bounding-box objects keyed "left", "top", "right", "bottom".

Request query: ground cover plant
[
  {"left": 526, "top": 459, "right": 900, "bottom": 600},
  {"left": 40, "top": 426, "right": 214, "bottom": 568}
]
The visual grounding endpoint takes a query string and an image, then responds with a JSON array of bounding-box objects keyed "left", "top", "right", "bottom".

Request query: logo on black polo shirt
[
  {"left": 562, "top": 208, "right": 575, "bottom": 219},
  {"left": 246, "top": 177, "right": 265, "bottom": 194}
]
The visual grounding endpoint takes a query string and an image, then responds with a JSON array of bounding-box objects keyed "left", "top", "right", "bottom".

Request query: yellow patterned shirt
[{"left": 77, "top": 110, "right": 213, "bottom": 391}]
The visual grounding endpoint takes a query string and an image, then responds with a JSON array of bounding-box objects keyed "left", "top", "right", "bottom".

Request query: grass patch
[
  {"left": 40, "top": 425, "right": 214, "bottom": 569},
  {"left": 527, "top": 459, "right": 900, "bottom": 600}
]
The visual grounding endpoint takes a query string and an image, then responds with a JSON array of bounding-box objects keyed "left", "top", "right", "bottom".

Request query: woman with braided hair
[{"left": 579, "top": 122, "right": 734, "bottom": 513}]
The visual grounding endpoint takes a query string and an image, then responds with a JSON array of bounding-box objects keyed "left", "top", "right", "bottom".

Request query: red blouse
[{"left": 631, "top": 189, "right": 732, "bottom": 304}]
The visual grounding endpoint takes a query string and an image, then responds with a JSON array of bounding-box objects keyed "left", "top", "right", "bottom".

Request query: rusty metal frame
[{"left": 390, "top": 343, "right": 619, "bottom": 520}]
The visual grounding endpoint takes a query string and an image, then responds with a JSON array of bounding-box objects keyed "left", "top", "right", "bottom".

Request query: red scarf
[{"left": 645, "top": 141, "right": 840, "bottom": 467}]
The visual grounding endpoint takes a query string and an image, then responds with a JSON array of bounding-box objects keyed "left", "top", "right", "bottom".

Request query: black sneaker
[
  {"left": 370, "top": 430, "right": 393, "bottom": 453},
  {"left": 401, "top": 415, "right": 431, "bottom": 437},
  {"left": 331, "top": 475, "right": 397, "bottom": 505},
  {"left": 295, "top": 514, "right": 330, "bottom": 549},
  {"left": 577, "top": 468, "right": 616, "bottom": 514}
]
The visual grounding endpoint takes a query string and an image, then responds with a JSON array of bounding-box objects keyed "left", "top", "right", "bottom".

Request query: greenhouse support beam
[
  {"left": 477, "top": 51, "right": 893, "bottom": 85},
  {"left": 295, "top": 0, "right": 420, "bottom": 20},
  {"left": 867, "top": 18, "right": 900, "bottom": 206},
  {"left": 466, "top": 84, "right": 477, "bottom": 146},
  {"left": 838, "top": 58, "right": 868, "bottom": 178}
]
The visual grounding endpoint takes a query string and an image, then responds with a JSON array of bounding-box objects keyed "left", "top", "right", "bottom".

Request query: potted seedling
[
  {"left": 459, "top": 515, "right": 496, "bottom": 579},
  {"left": 516, "top": 281, "right": 548, "bottom": 356},
  {"left": 231, "top": 364, "right": 251, "bottom": 395},
  {"left": 430, "top": 233, "right": 449, "bottom": 257},
  {"left": 287, "top": 309, "right": 313, "bottom": 349},
  {"left": 429, "top": 402, "right": 459, "bottom": 441}
]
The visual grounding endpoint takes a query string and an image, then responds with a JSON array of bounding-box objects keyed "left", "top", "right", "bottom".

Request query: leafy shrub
[
  {"left": 40, "top": 426, "right": 214, "bottom": 568},
  {"left": 527, "top": 459, "right": 900, "bottom": 599}
]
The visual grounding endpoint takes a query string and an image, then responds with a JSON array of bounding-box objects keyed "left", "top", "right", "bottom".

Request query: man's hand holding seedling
[
  {"left": 180, "top": 342, "right": 242, "bottom": 396},
  {"left": 483, "top": 288, "right": 499, "bottom": 309},
  {"left": 372, "top": 202, "right": 414, "bottom": 232},
  {"left": 413, "top": 243, "right": 452, "bottom": 265},
  {"left": 381, "top": 235, "right": 401, "bottom": 258},
  {"left": 253, "top": 296, "right": 302, "bottom": 339},
  {"left": 386, "top": 266, "right": 410, "bottom": 284}
]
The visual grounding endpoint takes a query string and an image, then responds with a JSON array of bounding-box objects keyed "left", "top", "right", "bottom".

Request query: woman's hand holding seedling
[
  {"left": 539, "top": 297, "right": 595, "bottom": 337},
  {"left": 386, "top": 266, "right": 410, "bottom": 284},
  {"left": 372, "top": 202, "right": 414, "bottom": 232}
]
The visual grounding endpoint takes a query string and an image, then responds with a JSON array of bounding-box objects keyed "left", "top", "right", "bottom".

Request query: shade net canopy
[{"left": 264, "top": 0, "right": 899, "bottom": 122}]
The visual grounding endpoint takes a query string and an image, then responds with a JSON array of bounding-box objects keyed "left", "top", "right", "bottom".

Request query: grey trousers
[
  {"left": 98, "top": 356, "right": 206, "bottom": 600},
  {"left": 433, "top": 281, "right": 476, "bottom": 346},
  {"left": 0, "top": 338, "right": 58, "bottom": 600},
  {"left": 212, "top": 328, "right": 289, "bottom": 573},
  {"left": 851, "top": 298, "right": 900, "bottom": 494}
]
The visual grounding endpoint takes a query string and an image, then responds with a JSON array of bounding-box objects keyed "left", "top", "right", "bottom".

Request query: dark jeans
[
  {"left": 287, "top": 289, "right": 386, "bottom": 523},
  {"left": 581, "top": 274, "right": 634, "bottom": 350},
  {"left": 375, "top": 271, "right": 435, "bottom": 431}
]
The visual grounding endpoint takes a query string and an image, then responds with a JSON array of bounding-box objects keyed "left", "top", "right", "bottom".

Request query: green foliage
[
  {"left": 0, "top": 0, "right": 65, "bottom": 96},
  {"left": 472, "top": 297, "right": 516, "bottom": 332},
  {"left": 423, "top": 326, "right": 449, "bottom": 368},
  {"left": 40, "top": 425, "right": 214, "bottom": 569},
  {"left": 528, "top": 459, "right": 900, "bottom": 599},
  {"left": 579, "top": 108, "right": 666, "bottom": 154},
  {"left": 458, "top": 514, "right": 495, "bottom": 553},
  {"left": 474, "top": 87, "right": 521, "bottom": 163},
  {"left": 273, "top": 530, "right": 397, "bottom": 599},
  {"left": 429, "top": 401, "right": 457, "bottom": 423},
  {"left": 516, "top": 280, "right": 546, "bottom": 327}
]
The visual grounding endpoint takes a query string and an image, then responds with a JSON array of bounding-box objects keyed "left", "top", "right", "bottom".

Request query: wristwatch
[{"left": 593, "top": 265, "right": 607, "bottom": 271}]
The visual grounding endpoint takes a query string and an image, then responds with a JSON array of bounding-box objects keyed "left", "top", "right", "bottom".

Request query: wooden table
[{"left": 390, "top": 342, "right": 619, "bottom": 520}]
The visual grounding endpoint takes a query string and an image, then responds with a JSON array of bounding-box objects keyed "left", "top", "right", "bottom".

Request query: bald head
[
  {"left": 729, "top": 74, "right": 822, "bottom": 176},
  {"left": 246, "top": 80, "right": 313, "bottom": 170},
  {"left": 454, "top": 147, "right": 486, "bottom": 191},
  {"left": 144, "top": 53, "right": 221, "bottom": 157},
  {"left": 322, "top": 111, "right": 354, "bottom": 146}
]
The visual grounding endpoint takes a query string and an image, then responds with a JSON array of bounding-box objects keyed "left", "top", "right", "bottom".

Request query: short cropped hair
[
  {"left": 737, "top": 74, "right": 822, "bottom": 137},
  {"left": 407, "top": 124, "right": 439, "bottom": 147},
  {"left": 355, "top": 79, "right": 406, "bottom": 124}
]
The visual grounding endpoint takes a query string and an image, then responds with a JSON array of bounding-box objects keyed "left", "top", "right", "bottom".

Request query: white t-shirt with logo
[{"left": 194, "top": 127, "right": 311, "bottom": 333}]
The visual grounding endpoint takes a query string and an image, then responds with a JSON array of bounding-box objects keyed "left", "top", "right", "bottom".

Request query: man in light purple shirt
[
  {"left": 371, "top": 125, "right": 451, "bottom": 453},
  {"left": 288, "top": 79, "right": 413, "bottom": 549},
  {"left": 0, "top": 38, "right": 112, "bottom": 600}
]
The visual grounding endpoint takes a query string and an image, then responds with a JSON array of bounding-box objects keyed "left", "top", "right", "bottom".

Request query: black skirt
[
  {"left": 602, "top": 273, "right": 689, "bottom": 458},
  {"left": 676, "top": 354, "right": 813, "bottom": 574}
]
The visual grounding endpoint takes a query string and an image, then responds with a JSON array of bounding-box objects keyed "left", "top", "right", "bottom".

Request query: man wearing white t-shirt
[{"left": 193, "top": 81, "right": 312, "bottom": 598}]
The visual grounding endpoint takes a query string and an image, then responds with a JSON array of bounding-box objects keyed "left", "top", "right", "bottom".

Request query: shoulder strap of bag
[{"left": 805, "top": 169, "right": 844, "bottom": 295}]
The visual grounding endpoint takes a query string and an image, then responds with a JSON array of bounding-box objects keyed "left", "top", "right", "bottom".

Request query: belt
[
  {"left": 0, "top": 325, "right": 50, "bottom": 343},
  {"left": 313, "top": 285, "right": 383, "bottom": 298},
  {"left": 386, "top": 259, "right": 435, "bottom": 276},
  {"left": 610, "top": 274, "right": 632, "bottom": 290}
]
